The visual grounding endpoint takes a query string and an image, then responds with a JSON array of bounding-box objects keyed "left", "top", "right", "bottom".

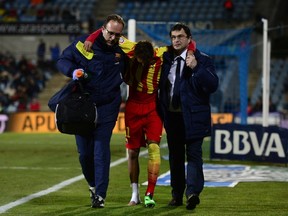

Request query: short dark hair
[
  {"left": 134, "top": 40, "right": 154, "bottom": 65},
  {"left": 103, "top": 14, "right": 125, "bottom": 28},
  {"left": 169, "top": 23, "right": 192, "bottom": 38}
]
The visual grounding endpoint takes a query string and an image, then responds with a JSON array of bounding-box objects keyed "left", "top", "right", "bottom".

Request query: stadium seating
[
  {"left": 115, "top": 0, "right": 255, "bottom": 22},
  {"left": 250, "top": 59, "right": 288, "bottom": 112},
  {"left": 0, "top": 0, "right": 255, "bottom": 27},
  {"left": 0, "top": 51, "right": 51, "bottom": 113},
  {"left": 2, "top": 0, "right": 288, "bottom": 115},
  {"left": 0, "top": 0, "right": 98, "bottom": 22}
]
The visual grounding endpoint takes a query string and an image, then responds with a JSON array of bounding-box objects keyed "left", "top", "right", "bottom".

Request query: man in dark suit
[{"left": 159, "top": 23, "right": 219, "bottom": 210}]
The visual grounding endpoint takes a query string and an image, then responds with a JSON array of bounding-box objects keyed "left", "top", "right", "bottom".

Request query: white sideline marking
[
  {"left": 0, "top": 175, "right": 84, "bottom": 214},
  {"left": 0, "top": 166, "right": 81, "bottom": 170},
  {"left": 0, "top": 156, "right": 129, "bottom": 214},
  {"left": 0, "top": 144, "right": 167, "bottom": 214}
]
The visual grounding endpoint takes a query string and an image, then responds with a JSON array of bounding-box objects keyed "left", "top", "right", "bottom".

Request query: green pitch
[{"left": 0, "top": 133, "right": 287, "bottom": 216}]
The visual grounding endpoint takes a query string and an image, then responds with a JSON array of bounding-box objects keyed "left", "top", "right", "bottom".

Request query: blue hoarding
[{"left": 210, "top": 124, "right": 288, "bottom": 163}]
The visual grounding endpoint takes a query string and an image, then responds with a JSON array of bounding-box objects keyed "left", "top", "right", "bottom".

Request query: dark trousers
[
  {"left": 166, "top": 112, "right": 204, "bottom": 200},
  {"left": 75, "top": 120, "right": 116, "bottom": 199}
]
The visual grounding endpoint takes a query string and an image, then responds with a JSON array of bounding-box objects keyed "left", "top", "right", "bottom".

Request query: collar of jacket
[
  {"left": 93, "top": 33, "right": 120, "bottom": 52},
  {"left": 163, "top": 51, "right": 174, "bottom": 65},
  {"left": 164, "top": 49, "right": 199, "bottom": 63}
]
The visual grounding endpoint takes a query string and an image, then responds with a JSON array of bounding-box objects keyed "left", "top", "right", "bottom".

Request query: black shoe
[
  {"left": 91, "top": 195, "right": 105, "bottom": 208},
  {"left": 168, "top": 198, "right": 183, "bottom": 206},
  {"left": 186, "top": 194, "right": 200, "bottom": 210},
  {"left": 89, "top": 188, "right": 96, "bottom": 206}
]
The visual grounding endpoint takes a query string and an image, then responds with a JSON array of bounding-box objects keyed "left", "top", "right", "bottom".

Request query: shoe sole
[
  {"left": 91, "top": 195, "right": 105, "bottom": 208},
  {"left": 144, "top": 195, "right": 155, "bottom": 208},
  {"left": 186, "top": 196, "right": 200, "bottom": 210},
  {"left": 168, "top": 203, "right": 183, "bottom": 207},
  {"left": 91, "top": 205, "right": 104, "bottom": 208},
  {"left": 145, "top": 203, "right": 155, "bottom": 208}
]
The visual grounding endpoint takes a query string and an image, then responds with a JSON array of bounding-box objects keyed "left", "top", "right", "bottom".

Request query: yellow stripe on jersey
[
  {"left": 119, "top": 37, "right": 168, "bottom": 94},
  {"left": 75, "top": 41, "right": 94, "bottom": 60}
]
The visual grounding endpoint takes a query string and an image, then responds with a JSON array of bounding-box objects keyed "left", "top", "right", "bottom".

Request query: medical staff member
[{"left": 57, "top": 14, "right": 126, "bottom": 208}]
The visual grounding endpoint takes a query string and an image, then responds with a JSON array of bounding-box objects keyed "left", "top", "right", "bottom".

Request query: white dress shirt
[{"left": 168, "top": 49, "right": 187, "bottom": 111}]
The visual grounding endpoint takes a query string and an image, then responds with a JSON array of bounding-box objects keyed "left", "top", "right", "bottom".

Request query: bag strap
[{"left": 74, "top": 80, "right": 89, "bottom": 95}]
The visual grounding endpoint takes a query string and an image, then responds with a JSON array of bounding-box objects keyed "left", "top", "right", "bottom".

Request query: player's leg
[
  {"left": 125, "top": 100, "right": 144, "bottom": 206},
  {"left": 144, "top": 141, "right": 160, "bottom": 208},
  {"left": 127, "top": 148, "right": 141, "bottom": 205},
  {"left": 144, "top": 108, "right": 163, "bottom": 208}
]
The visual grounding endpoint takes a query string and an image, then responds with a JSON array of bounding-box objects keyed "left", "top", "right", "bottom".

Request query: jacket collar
[{"left": 93, "top": 33, "right": 119, "bottom": 52}]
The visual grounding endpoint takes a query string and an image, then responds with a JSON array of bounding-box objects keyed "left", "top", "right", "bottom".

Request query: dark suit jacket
[{"left": 159, "top": 49, "right": 219, "bottom": 139}]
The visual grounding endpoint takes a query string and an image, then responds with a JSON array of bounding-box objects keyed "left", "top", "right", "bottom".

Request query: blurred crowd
[
  {"left": 0, "top": 0, "right": 80, "bottom": 22},
  {"left": 0, "top": 51, "right": 52, "bottom": 113}
]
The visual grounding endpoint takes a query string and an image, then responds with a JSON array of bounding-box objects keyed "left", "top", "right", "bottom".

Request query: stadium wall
[
  {"left": 1, "top": 112, "right": 234, "bottom": 134},
  {"left": 1, "top": 112, "right": 284, "bottom": 134},
  {"left": 1, "top": 112, "right": 286, "bottom": 164}
]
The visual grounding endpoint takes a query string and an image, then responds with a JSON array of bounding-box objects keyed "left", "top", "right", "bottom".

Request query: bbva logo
[{"left": 214, "top": 130, "right": 285, "bottom": 158}]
